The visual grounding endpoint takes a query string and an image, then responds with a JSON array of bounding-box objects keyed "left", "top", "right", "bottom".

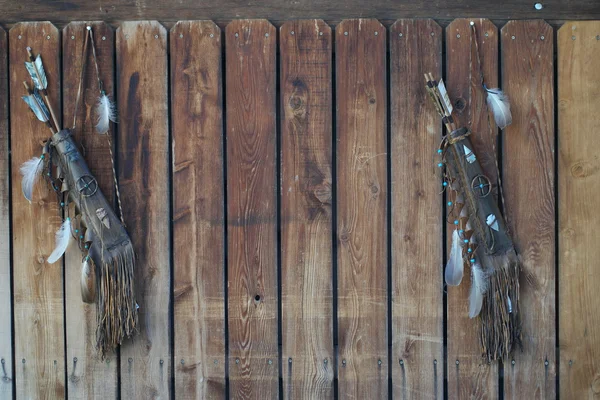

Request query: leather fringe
[
  {"left": 95, "top": 243, "right": 138, "bottom": 359},
  {"left": 479, "top": 250, "right": 522, "bottom": 362}
]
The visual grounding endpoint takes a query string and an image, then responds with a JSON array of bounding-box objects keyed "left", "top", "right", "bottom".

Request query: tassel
[
  {"left": 485, "top": 87, "right": 512, "bottom": 129},
  {"left": 47, "top": 218, "right": 72, "bottom": 264},
  {"left": 445, "top": 229, "right": 464, "bottom": 286},
  {"left": 19, "top": 156, "right": 45, "bottom": 202},
  {"left": 94, "top": 93, "right": 117, "bottom": 134},
  {"left": 81, "top": 256, "right": 96, "bottom": 303},
  {"left": 468, "top": 262, "right": 489, "bottom": 318}
]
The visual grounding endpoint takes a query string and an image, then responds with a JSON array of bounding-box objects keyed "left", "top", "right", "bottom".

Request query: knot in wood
[
  {"left": 313, "top": 183, "right": 332, "bottom": 204},
  {"left": 454, "top": 98, "right": 466, "bottom": 111}
]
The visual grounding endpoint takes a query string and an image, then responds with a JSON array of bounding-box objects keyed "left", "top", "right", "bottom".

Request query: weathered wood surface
[
  {"left": 0, "top": 0, "right": 598, "bottom": 25},
  {"left": 116, "top": 21, "right": 171, "bottom": 399},
  {"left": 336, "top": 18, "right": 388, "bottom": 399},
  {"left": 225, "top": 19, "right": 279, "bottom": 399},
  {"left": 9, "top": 21, "right": 65, "bottom": 400},
  {"left": 501, "top": 20, "right": 556, "bottom": 399},
  {"left": 171, "top": 20, "right": 226, "bottom": 399},
  {"left": 445, "top": 18, "right": 499, "bottom": 399},
  {"left": 390, "top": 18, "right": 443, "bottom": 400},
  {"left": 0, "top": 27, "right": 11, "bottom": 400},
  {"left": 280, "top": 19, "right": 334, "bottom": 400},
  {"left": 558, "top": 20, "right": 600, "bottom": 400},
  {"left": 62, "top": 21, "right": 118, "bottom": 400}
]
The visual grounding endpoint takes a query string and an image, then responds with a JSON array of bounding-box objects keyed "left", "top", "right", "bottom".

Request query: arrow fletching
[
  {"left": 25, "top": 53, "right": 48, "bottom": 90},
  {"left": 22, "top": 92, "right": 49, "bottom": 122}
]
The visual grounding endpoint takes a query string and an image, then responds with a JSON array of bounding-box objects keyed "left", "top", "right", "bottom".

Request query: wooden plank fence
[{"left": 0, "top": 18, "right": 599, "bottom": 400}]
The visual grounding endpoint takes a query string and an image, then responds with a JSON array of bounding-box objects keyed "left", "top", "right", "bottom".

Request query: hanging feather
[
  {"left": 94, "top": 93, "right": 118, "bottom": 134},
  {"left": 468, "top": 262, "right": 489, "bottom": 318},
  {"left": 485, "top": 88, "right": 512, "bottom": 129},
  {"left": 445, "top": 229, "right": 464, "bottom": 286},
  {"left": 24, "top": 52, "right": 47, "bottom": 90},
  {"left": 47, "top": 218, "right": 72, "bottom": 264},
  {"left": 81, "top": 256, "right": 96, "bottom": 303},
  {"left": 20, "top": 156, "right": 45, "bottom": 202}
]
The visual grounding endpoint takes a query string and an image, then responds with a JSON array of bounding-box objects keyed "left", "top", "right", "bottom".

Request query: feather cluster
[
  {"left": 20, "top": 156, "right": 45, "bottom": 202},
  {"left": 95, "top": 93, "right": 118, "bottom": 134},
  {"left": 47, "top": 218, "right": 72, "bottom": 264},
  {"left": 485, "top": 88, "right": 512, "bottom": 129},
  {"left": 445, "top": 229, "right": 464, "bottom": 286}
]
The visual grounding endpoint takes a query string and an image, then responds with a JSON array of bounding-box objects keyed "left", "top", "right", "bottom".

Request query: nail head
[
  {"left": 209, "top": 33, "right": 214, "bottom": 38},
  {"left": 179, "top": 34, "right": 183, "bottom": 38},
  {"left": 572, "top": 36, "right": 576, "bottom": 40},
  {"left": 73, "top": 357, "right": 78, "bottom": 362},
  {"left": 128, "top": 358, "right": 132, "bottom": 363},
  {"left": 268, "top": 359, "right": 273, "bottom": 365},
  {"left": 160, "top": 359, "right": 164, "bottom": 364},
  {"left": 485, "top": 32, "right": 489, "bottom": 37},
  {"left": 288, "top": 357, "right": 292, "bottom": 363},
  {"left": 46, "top": 35, "right": 51, "bottom": 40},
  {"left": 71, "top": 35, "right": 75, "bottom": 40},
  {"left": 265, "top": 33, "right": 269, "bottom": 37},
  {"left": 235, "top": 358, "right": 240, "bottom": 364},
  {"left": 512, "top": 35, "right": 516, "bottom": 40},
  {"left": 456, "top": 360, "right": 459, "bottom": 365},
  {"left": 374, "top": 31, "right": 378, "bottom": 36},
  {"left": 18, "top": 35, "right": 22, "bottom": 39},
  {"left": 511, "top": 359, "right": 516, "bottom": 365},
  {"left": 431, "top": 32, "right": 435, "bottom": 36},
  {"left": 344, "top": 31, "right": 348, "bottom": 36},
  {"left": 181, "top": 359, "right": 184, "bottom": 364},
  {"left": 399, "top": 359, "right": 404, "bottom": 365},
  {"left": 102, "top": 36, "right": 106, "bottom": 41},
  {"left": 291, "top": 31, "right": 295, "bottom": 35},
  {"left": 534, "top": 2, "right": 543, "bottom": 10},
  {"left": 154, "top": 34, "right": 158, "bottom": 39},
  {"left": 214, "top": 359, "right": 218, "bottom": 364},
  {"left": 457, "top": 34, "right": 461, "bottom": 38},
  {"left": 541, "top": 35, "right": 545, "bottom": 40},
  {"left": 377, "top": 359, "right": 382, "bottom": 365},
  {"left": 399, "top": 33, "right": 403, "bottom": 37},
  {"left": 545, "top": 360, "right": 549, "bottom": 366},
  {"left": 235, "top": 33, "right": 239, "bottom": 38},
  {"left": 434, "top": 359, "right": 438, "bottom": 365},
  {"left": 319, "top": 31, "right": 323, "bottom": 36}
]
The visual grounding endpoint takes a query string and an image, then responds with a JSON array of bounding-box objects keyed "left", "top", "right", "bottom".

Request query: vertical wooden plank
[
  {"left": 335, "top": 18, "right": 388, "bottom": 399},
  {"left": 9, "top": 21, "right": 65, "bottom": 400},
  {"left": 0, "top": 27, "right": 12, "bottom": 400},
  {"left": 558, "top": 21, "right": 600, "bottom": 399},
  {"left": 62, "top": 21, "right": 118, "bottom": 399},
  {"left": 225, "top": 19, "right": 278, "bottom": 399},
  {"left": 390, "top": 19, "right": 443, "bottom": 399},
  {"left": 445, "top": 18, "right": 499, "bottom": 399},
  {"left": 116, "top": 21, "right": 171, "bottom": 400},
  {"left": 171, "top": 20, "right": 226, "bottom": 399},
  {"left": 280, "top": 19, "right": 334, "bottom": 399},
  {"left": 501, "top": 20, "right": 556, "bottom": 399}
]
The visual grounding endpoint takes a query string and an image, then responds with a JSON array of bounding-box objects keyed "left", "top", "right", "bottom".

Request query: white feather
[
  {"left": 468, "top": 262, "right": 490, "bottom": 318},
  {"left": 20, "top": 156, "right": 44, "bottom": 202},
  {"left": 485, "top": 88, "right": 512, "bottom": 129},
  {"left": 95, "top": 94, "right": 118, "bottom": 134},
  {"left": 445, "top": 229, "right": 464, "bottom": 286},
  {"left": 81, "top": 256, "right": 96, "bottom": 303},
  {"left": 47, "top": 218, "right": 72, "bottom": 264}
]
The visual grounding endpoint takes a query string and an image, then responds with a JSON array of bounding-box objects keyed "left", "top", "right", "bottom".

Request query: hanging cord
[
  {"left": 88, "top": 26, "right": 126, "bottom": 227},
  {"left": 73, "top": 27, "right": 90, "bottom": 130},
  {"left": 470, "top": 22, "right": 510, "bottom": 234}
]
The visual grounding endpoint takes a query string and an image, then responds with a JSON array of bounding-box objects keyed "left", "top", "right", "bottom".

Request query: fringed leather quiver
[
  {"left": 51, "top": 129, "right": 138, "bottom": 358},
  {"left": 443, "top": 127, "right": 522, "bottom": 361}
]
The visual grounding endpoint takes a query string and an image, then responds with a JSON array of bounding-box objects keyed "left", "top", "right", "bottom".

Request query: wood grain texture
[
  {"left": 116, "top": 21, "right": 170, "bottom": 400},
  {"left": 390, "top": 18, "right": 443, "bottom": 400},
  {"left": 9, "top": 21, "right": 65, "bottom": 400},
  {"left": 445, "top": 18, "right": 499, "bottom": 399},
  {"left": 0, "top": 27, "right": 12, "bottom": 400},
  {"left": 501, "top": 20, "right": 556, "bottom": 400},
  {"left": 225, "top": 19, "right": 278, "bottom": 399},
  {"left": 280, "top": 19, "right": 334, "bottom": 400},
  {"left": 62, "top": 21, "right": 118, "bottom": 400},
  {"left": 0, "top": 0, "right": 598, "bottom": 25},
  {"left": 335, "top": 18, "right": 388, "bottom": 399},
  {"left": 171, "top": 20, "right": 226, "bottom": 399},
  {"left": 0, "top": 27, "right": 11, "bottom": 400},
  {"left": 558, "top": 21, "right": 600, "bottom": 399}
]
